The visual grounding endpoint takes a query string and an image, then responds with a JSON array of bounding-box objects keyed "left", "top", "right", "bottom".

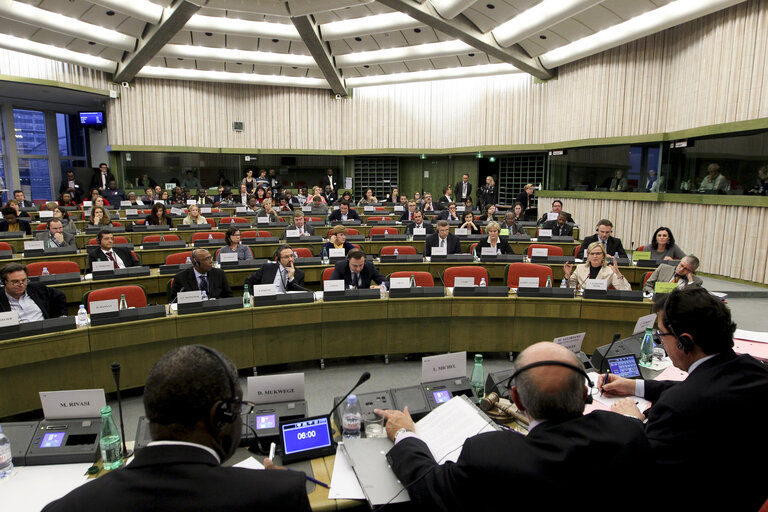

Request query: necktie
[
  {"left": 280, "top": 268, "right": 287, "bottom": 292},
  {"left": 440, "top": 238, "right": 445, "bottom": 248},
  {"left": 106, "top": 251, "right": 118, "bottom": 269},
  {"left": 409, "top": 212, "right": 413, "bottom": 220},
  {"left": 199, "top": 275, "right": 209, "bottom": 294},
  {"left": 352, "top": 272, "right": 359, "bottom": 289},
  {"left": 672, "top": 274, "right": 680, "bottom": 283}
]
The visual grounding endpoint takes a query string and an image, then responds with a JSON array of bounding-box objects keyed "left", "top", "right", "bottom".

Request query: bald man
[{"left": 376, "top": 342, "right": 651, "bottom": 511}]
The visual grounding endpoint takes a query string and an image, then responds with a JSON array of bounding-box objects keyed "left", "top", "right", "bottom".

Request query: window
[{"left": 14, "top": 109, "right": 51, "bottom": 201}]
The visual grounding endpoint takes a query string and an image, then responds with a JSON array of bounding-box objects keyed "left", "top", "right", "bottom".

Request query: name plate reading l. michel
[
  {"left": 247, "top": 373, "right": 305, "bottom": 404},
  {"left": 422, "top": 351, "right": 466, "bottom": 383}
]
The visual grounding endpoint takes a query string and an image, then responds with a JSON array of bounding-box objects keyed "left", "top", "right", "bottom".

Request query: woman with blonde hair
[{"left": 563, "top": 241, "right": 630, "bottom": 291}]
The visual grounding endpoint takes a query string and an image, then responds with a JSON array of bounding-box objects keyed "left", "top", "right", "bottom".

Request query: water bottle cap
[
  {"left": 347, "top": 394, "right": 358, "bottom": 404},
  {"left": 100, "top": 405, "right": 112, "bottom": 415},
  {"left": 474, "top": 354, "right": 483, "bottom": 362}
]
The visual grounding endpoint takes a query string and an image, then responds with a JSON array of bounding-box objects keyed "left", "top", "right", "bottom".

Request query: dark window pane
[{"left": 14, "top": 109, "right": 48, "bottom": 155}]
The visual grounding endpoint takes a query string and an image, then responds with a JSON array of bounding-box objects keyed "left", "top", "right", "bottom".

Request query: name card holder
[{"left": 0, "top": 316, "right": 77, "bottom": 341}]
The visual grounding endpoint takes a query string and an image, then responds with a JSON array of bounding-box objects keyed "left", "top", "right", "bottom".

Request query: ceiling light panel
[
  {"left": 430, "top": 0, "right": 479, "bottom": 20},
  {"left": 379, "top": 61, "right": 409, "bottom": 73},
  {"left": 341, "top": 34, "right": 381, "bottom": 52},
  {"left": 280, "top": 66, "right": 309, "bottom": 77},
  {"left": 252, "top": 64, "right": 281, "bottom": 75},
  {"left": 185, "top": 14, "right": 301, "bottom": 40},
  {"left": 203, "top": 0, "right": 289, "bottom": 16},
  {"left": 0, "top": 17, "right": 37, "bottom": 38},
  {"left": 345, "top": 62, "right": 521, "bottom": 88},
  {"left": 462, "top": 0, "right": 527, "bottom": 33},
  {"left": 335, "top": 40, "right": 473, "bottom": 67},
  {"left": 600, "top": 0, "right": 665, "bottom": 19},
  {"left": 224, "top": 61, "right": 256, "bottom": 73},
  {"left": 371, "top": 31, "right": 408, "bottom": 49},
  {"left": 168, "top": 30, "right": 193, "bottom": 45},
  {"left": 0, "top": 33, "right": 115, "bottom": 71},
  {"left": 430, "top": 55, "right": 462, "bottom": 69},
  {"left": 491, "top": 0, "right": 603, "bottom": 48},
  {"left": 39, "top": 0, "right": 91, "bottom": 19},
  {"left": 136, "top": 65, "right": 330, "bottom": 88},
  {"left": 66, "top": 38, "right": 106, "bottom": 55},
  {"left": 257, "top": 37, "right": 290, "bottom": 53},
  {"left": 98, "top": 46, "right": 123, "bottom": 61},
  {"left": 79, "top": 6, "right": 130, "bottom": 31},
  {"left": 404, "top": 58, "right": 435, "bottom": 72},
  {"left": 320, "top": 12, "right": 422, "bottom": 40},
  {"left": 84, "top": 0, "right": 164, "bottom": 24},
  {"left": 160, "top": 43, "right": 317, "bottom": 67},
  {"left": 114, "top": 17, "right": 147, "bottom": 38},
  {"left": 195, "top": 59, "right": 227, "bottom": 72},
  {"left": 571, "top": 4, "right": 623, "bottom": 32},
  {"left": 328, "top": 39, "right": 353, "bottom": 55},
  {"left": 288, "top": 40, "right": 310, "bottom": 56},
  {"left": 165, "top": 57, "right": 197, "bottom": 70},
  {"left": 29, "top": 28, "right": 75, "bottom": 47},
  {"left": 456, "top": 52, "right": 490, "bottom": 65},
  {"left": 225, "top": 34, "right": 260, "bottom": 51},
  {"left": 402, "top": 26, "right": 440, "bottom": 46}
]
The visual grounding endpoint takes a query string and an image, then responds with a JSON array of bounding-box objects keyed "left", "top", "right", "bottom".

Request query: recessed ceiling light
[
  {"left": 354, "top": 37, "right": 362, "bottom": 42},
  {"left": 486, "top": 4, "right": 495, "bottom": 9},
  {"left": 88, "top": 41, "right": 96, "bottom": 45},
  {"left": 363, "top": 65, "right": 370, "bottom": 68},
  {"left": 539, "top": 35, "right": 547, "bottom": 39},
  {"left": 292, "top": 66, "right": 297, "bottom": 69},
  {"left": 468, "top": 53, "right": 475, "bottom": 57},
  {"left": 414, "top": 28, "right": 421, "bottom": 33},
  {"left": 205, "top": 32, "right": 213, "bottom": 36},
  {"left": 236, "top": 62, "right": 242, "bottom": 65},
  {"left": 105, "top": 10, "right": 115, "bottom": 16},
  {"left": 177, "top": 57, "right": 183, "bottom": 61},
  {"left": 272, "top": 38, "right": 279, "bottom": 43}
]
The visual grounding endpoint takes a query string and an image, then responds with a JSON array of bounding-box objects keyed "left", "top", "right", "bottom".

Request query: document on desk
[
  {"left": 329, "top": 445, "right": 366, "bottom": 500},
  {"left": 587, "top": 373, "right": 652, "bottom": 411},
  {"left": 0, "top": 462, "right": 91, "bottom": 512}
]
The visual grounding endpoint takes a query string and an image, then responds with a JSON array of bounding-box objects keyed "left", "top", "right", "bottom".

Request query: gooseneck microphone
[
  {"left": 328, "top": 371, "right": 371, "bottom": 419},
  {"left": 111, "top": 362, "right": 133, "bottom": 459},
  {"left": 599, "top": 333, "right": 622, "bottom": 374}
]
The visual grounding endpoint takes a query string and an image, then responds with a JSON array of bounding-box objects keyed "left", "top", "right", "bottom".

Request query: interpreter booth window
[{"left": 14, "top": 109, "right": 51, "bottom": 201}]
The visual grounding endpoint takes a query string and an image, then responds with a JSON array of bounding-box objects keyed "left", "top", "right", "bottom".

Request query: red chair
[
  {"left": 111, "top": 221, "right": 123, "bottom": 227},
  {"left": 370, "top": 227, "right": 398, "bottom": 236},
  {"left": 352, "top": 244, "right": 362, "bottom": 250},
  {"left": 258, "top": 230, "right": 273, "bottom": 238},
  {"left": 87, "top": 236, "right": 130, "bottom": 246},
  {"left": 526, "top": 244, "right": 564, "bottom": 258},
  {"left": 307, "top": 217, "right": 323, "bottom": 222},
  {"left": 642, "top": 271, "right": 653, "bottom": 289},
  {"left": 135, "top": 219, "right": 146, "bottom": 225},
  {"left": 374, "top": 207, "right": 387, "bottom": 211},
  {"left": 0, "top": 242, "right": 12, "bottom": 254},
  {"left": 221, "top": 217, "right": 248, "bottom": 224},
  {"left": 27, "top": 261, "right": 81, "bottom": 276},
  {"left": 322, "top": 267, "right": 335, "bottom": 281},
  {"left": 205, "top": 218, "right": 217, "bottom": 228},
  {"left": 574, "top": 245, "right": 585, "bottom": 258},
  {"left": 142, "top": 234, "right": 181, "bottom": 243},
  {"left": 636, "top": 245, "right": 647, "bottom": 252},
  {"left": 380, "top": 246, "right": 417, "bottom": 256},
  {"left": 165, "top": 251, "right": 192, "bottom": 265},
  {"left": 390, "top": 271, "right": 434, "bottom": 287},
  {"left": 443, "top": 266, "right": 489, "bottom": 287},
  {"left": 35, "top": 223, "right": 47, "bottom": 230},
  {"left": 191, "top": 232, "right": 225, "bottom": 242},
  {"left": 347, "top": 228, "right": 360, "bottom": 235},
  {"left": 293, "top": 248, "right": 314, "bottom": 258},
  {"left": 85, "top": 285, "right": 147, "bottom": 313},
  {"left": 367, "top": 216, "right": 387, "bottom": 221},
  {"left": 506, "top": 263, "right": 553, "bottom": 288}
]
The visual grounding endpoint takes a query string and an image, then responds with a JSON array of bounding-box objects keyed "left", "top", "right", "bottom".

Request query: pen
[
  {"left": 268, "top": 442, "right": 276, "bottom": 461},
  {"left": 288, "top": 468, "right": 330, "bottom": 489},
  {"left": 601, "top": 372, "right": 611, "bottom": 396}
]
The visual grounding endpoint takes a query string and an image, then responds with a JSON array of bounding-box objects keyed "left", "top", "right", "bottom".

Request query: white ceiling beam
[
  {"left": 86, "top": 0, "right": 164, "bottom": 24},
  {"left": 320, "top": 12, "right": 422, "bottom": 40},
  {"left": 336, "top": 39, "right": 473, "bottom": 67},
  {"left": 492, "top": 0, "right": 604, "bottom": 48},
  {"left": 429, "top": 0, "right": 477, "bottom": 20},
  {"left": 291, "top": 15, "right": 347, "bottom": 96},
  {"left": 185, "top": 14, "right": 301, "bottom": 40},
  {"left": 345, "top": 62, "right": 520, "bottom": 87},
  {"left": 160, "top": 43, "right": 317, "bottom": 68},
  {"left": 0, "top": 33, "right": 116, "bottom": 72},
  {"left": 137, "top": 65, "right": 329, "bottom": 88}
]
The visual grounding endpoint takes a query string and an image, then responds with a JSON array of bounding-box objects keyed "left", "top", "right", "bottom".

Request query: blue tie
[
  {"left": 352, "top": 273, "right": 359, "bottom": 289},
  {"left": 199, "top": 275, "right": 209, "bottom": 294}
]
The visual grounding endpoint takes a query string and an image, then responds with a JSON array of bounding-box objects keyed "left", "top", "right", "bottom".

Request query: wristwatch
[{"left": 394, "top": 428, "right": 412, "bottom": 441}]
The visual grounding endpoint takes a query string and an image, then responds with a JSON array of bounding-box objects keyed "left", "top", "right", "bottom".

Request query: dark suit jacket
[
  {"left": 436, "top": 210, "right": 461, "bottom": 222},
  {"left": 42, "top": 444, "right": 311, "bottom": 512},
  {"left": 578, "top": 234, "right": 627, "bottom": 258},
  {"left": 90, "top": 171, "right": 115, "bottom": 190},
  {"left": 399, "top": 209, "right": 419, "bottom": 222},
  {"left": 329, "top": 259, "right": 386, "bottom": 288},
  {"left": 642, "top": 263, "right": 703, "bottom": 293},
  {"left": 322, "top": 241, "right": 356, "bottom": 255},
  {"left": 328, "top": 208, "right": 361, "bottom": 222},
  {"left": 282, "top": 223, "right": 315, "bottom": 237},
  {"left": 0, "top": 218, "right": 32, "bottom": 235},
  {"left": 323, "top": 174, "right": 338, "bottom": 192},
  {"left": 387, "top": 411, "right": 651, "bottom": 512},
  {"left": 35, "top": 231, "right": 77, "bottom": 248},
  {"left": 171, "top": 267, "right": 232, "bottom": 300},
  {"left": 499, "top": 221, "right": 525, "bottom": 235},
  {"left": 406, "top": 222, "right": 435, "bottom": 236},
  {"left": 642, "top": 350, "right": 768, "bottom": 510},
  {"left": 87, "top": 246, "right": 139, "bottom": 269},
  {"left": 475, "top": 236, "right": 512, "bottom": 255},
  {"left": 0, "top": 282, "right": 66, "bottom": 319},
  {"left": 541, "top": 220, "right": 574, "bottom": 237},
  {"left": 424, "top": 233, "right": 461, "bottom": 256},
  {"left": 59, "top": 180, "right": 86, "bottom": 201},
  {"left": 245, "top": 262, "right": 306, "bottom": 292},
  {"left": 537, "top": 211, "right": 574, "bottom": 224},
  {"left": 454, "top": 181, "right": 473, "bottom": 201}
]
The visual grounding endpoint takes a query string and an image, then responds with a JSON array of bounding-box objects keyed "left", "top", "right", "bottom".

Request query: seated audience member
[
  {"left": 459, "top": 211, "right": 481, "bottom": 234},
  {"left": 59, "top": 170, "right": 85, "bottom": 202},
  {"left": 218, "top": 188, "right": 235, "bottom": 205},
  {"left": 277, "top": 196, "right": 292, "bottom": 211},
  {"left": 245, "top": 245, "right": 306, "bottom": 293},
  {"left": 511, "top": 202, "right": 525, "bottom": 222},
  {"left": 537, "top": 200, "right": 574, "bottom": 224},
  {"left": 236, "top": 184, "right": 251, "bottom": 205},
  {"left": 398, "top": 195, "right": 409, "bottom": 209},
  {"left": 376, "top": 341, "right": 651, "bottom": 511},
  {"left": 247, "top": 197, "right": 261, "bottom": 211},
  {"left": 609, "top": 170, "right": 628, "bottom": 192},
  {"left": 328, "top": 201, "right": 361, "bottom": 223},
  {"left": 295, "top": 186, "right": 308, "bottom": 205},
  {"left": 6, "top": 199, "right": 30, "bottom": 218},
  {"left": 35, "top": 218, "right": 77, "bottom": 248},
  {"left": 399, "top": 200, "right": 419, "bottom": 222},
  {"left": 645, "top": 169, "right": 661, "bottom": 192},
  {"left": 322, "top": 185, "right": 337, "bottom": 205},
  {"left": 437, "top": 202, "right": 461, "bottom": 222},
  {"left": 420, "top": 193, "right": 436, "bottom": 212},
  {"left": 542, "top": 213, "right": 573, "bottom": 237},
  {"left": 283, "top": 211, "right": 315, "bottom": 238},
  {"left": 305, "top": 186, "right": 326, "bottom": 205},
  {"left": 141, "top": 187, "right": 155, "bottom": 203},
  {"left": 642, "top": 255, "right": 702, "bottom": 293},
  {"left": 438, "top": 185, "right": 453, "bottom": 205},
  {"left": 577, "top": 219, "right": 627, "bottom": 258},
  {"left": 0, "top": 263, "right": 66, "bottom": 321},
  {"left": 384, "top": 187, "right": 399, "bottom": 204},
  {"left": 322, "top": 225, "right": 356, "bottom": 255},
  {"left": 0, "top": 206, "right": 32, "bottom": 234},
  {"left": 308, "top": 195, "right": 328, "bottom": 214},
  {"left": 413, "top": 191, "right": 423, "bottom": 206},
  {"left": 47, "top": 204, "right": 77, "bottom": 234},
  {"left": 211, "top": 186, "right": 225, "bottom": 204},
  {"left": 329, "top": 249, "right": 387, "bottom": 289},
  {"left": 88, "top": 206, "right": 113, "bottom": 227},
  {"left": 599, "top": 287, "right": 768, "bottom": 511},
  {"left": 500, "top": 211, "right": 526, "bottom": 235},
  {"left": 748, "top": 166, "right": 767, "bottom": 195},
  {"left": 170, "top": 186, "right": 187, "bottom": 204},
  {"left": 647, "top": 226, "right": 685, "bottom": 260},
  {"left": 357, "top": 188, "right": 378, "bottom": 207},
  {"left": 217, "top": 228, "right": 252, "bottom": 262},
  {"left": 477, "top": 204, "right": 497, "bottom": 222},
  {"left": 153, "top": 185, "right": 163, "bottom": 198},
  {"left": 171, "top": 248, "right": 232, "bottom": 300},
  {"left": 194, "top": 188, "right": 213, "bottom": 205},
  {"left": 563, "top": 242, "right": 630, "bottom": 291},
  {"left": 13, "top": 189, "right": 34, "bottom": 208},
  {"left": 159, "top": 190, "right": 171, "bottom": 205},
  {"left": 91, "top": 195, "right": 108, "bottom": 209},
  {"left": 43, "top": 345, "right": 312, "bottom": 512},
  {"left": 698, "top": 163, "right": 729, "bottom": 192},
  {"left": 333, "top": 190, "right": 352, "bottom": 206},
  {"left": 405, "top": 210, "right": 435, "bottom": 236},
  {"left": 88, "top": 230, "right": 139, "bottom": 269},
  {"left": 126, "top": 192, "right": 143, "bottom": 206},
  {"left": 424, "top": 220, "right": 461, "bottom": 257},
  {"left": 136, "top": 173, "right": 157, "bottom": 189},
  {"left": 475, "top": 221, "right": 511, "bottom": 255},
  {"left": 102, "top": 180, "right": 127, "bottom": 204},
  {"left": 180, "top": 170, "right": 200, "bottom": 189},
  {"left": 254, "top": 198, "right": 280, "bottom": 223},
  {"left": 183, "top": 204, "right": 208, "bottom": 225},
  {"left": 463, "top": 197, "right": 475, "bottom": 213},
  {"left": 58, "top": 192, "right": 78, "bottom": 207},
  {"left": 145, "top": 202, "right": 173, "bottom": 227}
]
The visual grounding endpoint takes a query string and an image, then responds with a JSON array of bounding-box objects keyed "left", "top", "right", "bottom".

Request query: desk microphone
[
  {"left": 328, "top": 371, "right": 371, "bottom": 419},
  {"left": 111, "top": 362, "right": 133, "bottom": 459},
  {"left": 599, "top": 333, "right": 622, "bottom": 374}
]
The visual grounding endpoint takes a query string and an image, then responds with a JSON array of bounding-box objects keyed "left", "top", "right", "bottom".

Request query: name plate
[
  {"left": 0, "top": 311, "right": 20, "bottom": 327},
  {"left": 201, "top": 207, "right": 211, "bottom": 214},
  {"left": 285, "top": 229, "right": 299, "bottom": 238},
  {"left": 171, "top": 207, "right": 183, "bottom": 215},
  {"left": 531, "top": 248, "right": 548, "bottom": 257},
  {"left": 323, "top": 279, "right": 344, "bottom": 292},
  {"left": 480, "top": 247, "right": 497, "bottom": 256},
  {"left": 329, "top": 248, "right": 345, "bottom": 258},
  {"left": 633, "top": 312, "right": 658, "bottom": 335},
  {"left": 654, "top": 282, "right": 678, "bottom": 294},
  {"left": 256, "top": 216, "right": 269, "bottom": 224},
  {"left": 633, "top": 251, "right": 651, "bottom": 260},
  {"left": 40, "top": 389, "right": 107, "bottom": 420},
  {"left": 90, "top": 299, "right": 118, "bottom": 313},
  {"left": 547, "top": 212, "right": 559, "bottom": 221},
  {"left": 454, "top": 228, "right": 468, "bottom": 236},
  {"left": 92, "top": 261, "right": 115, "bottom": 272},
  {"left": 83, "top": 201, "right": 92, "bottom": 207},
  {"left": 120, "top": 201, "right": 132, "bottom": 207},
  {"left": 154, "top": 200, "right": 164, "bottom": 205},
  {"left": 252, "top": 284, "right": 276, "bottom": 297},
  {"left": 236, "top": 206, "right": 248, "bottom": 213},
  {"left": 394, "top": 205, "right": 404, "bottom": 212},
  {"left": 186, "top": 199, "right": 196, "bottom": 205},
  {"left": 24, "top": 240, "right": 44, "bottom": 251},
  {"left": 389, "top": 277, "right": 411, "bottom": 289},
  {"left": 553, "top": 332, "right": 586, "bottom": 353},
  {"left": 302, "top": 206, "right": 312, "bottom": 213},
  {"left": 454, "top": 276, "right": 475, "bottom": 287},
  {"left": 538, "top": 229, "right": 552, "bottom": 237},
  {"left": 585, "top": 279, "right": 608, "bottom": 291},
  {"left": 364, "top": 206, "right": 374, "bottom": 212},
  {"left": 422, "top": 351, "right": 466, "bottom": 382},
  {"left": 177, "top": 290, "right": 203, "bottom": 303},
  {"left": 136, "top": 200, "right": 144, "bottom": 206},
  {"left": 500, "top": 229, "right": 510, "bottom": 236},
  {"left": 456, "top": 206, "right": 466, "bottom": 212},
  {"left": 126, "top": 208, "right": 138, "bottom": 216},
  {"left": 413, "top": 227, "right": 426, "bottom": 236},
  {"left": 39, "top": 210, "right": 53, "bottom": 218},
  {"left": 247, "top": 373, "right": 305, "bottom": 404},
  {"left": 518, "top": 277, "right": 540, "bottom": 288},
  {"left": 431, "top": 246, "right": 447, "bottom": 256},
  {"left": 219, "top": 252, "right": 238, "bottom": 263}
]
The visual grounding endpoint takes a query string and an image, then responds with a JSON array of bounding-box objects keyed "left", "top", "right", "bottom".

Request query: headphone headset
[
  {"left": 193, "top": 345, "right": 240, "bottom": 430},
  {"left": 662, "top": 293, "right": 695, "bottom": 354},
  {"left": 507, "top": 360, "right": 593, "bottom": 404}
]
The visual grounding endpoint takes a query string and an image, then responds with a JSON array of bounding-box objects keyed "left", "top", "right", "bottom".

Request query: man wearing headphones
[
  {"left": 577, "top": 218, "right": 627, "bottom": 258},
  {"left": 171, "top": 248, "right": 232, "bottom": 300},
  {"left": 329, "top": 248, "right": 387, "bottom": 289},
  {"left": 244, "top": 244, "right": 306, "bottom": 293},
  {"left": 600, "top": 287, "right": 768, "bottom": 510},
  {"left": 87, "top": 230, "right": 140, "bottom": 270},
  {"left": 43, "top": 345, "right": 311, "bottom": 512},
  {"left": 0, "top": 263, "right": 66, "bottom": 321},
  {"left": 375, "top": 342, "right": 651, "bottom": 511}
]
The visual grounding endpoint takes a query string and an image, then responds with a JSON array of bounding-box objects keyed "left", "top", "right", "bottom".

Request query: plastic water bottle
[
  {"left": 41, "top": 267, "right": 50, "bottom": 276},
  {"left": 545, "top": 275, "right": 552, "bottom": 288},
  {"left": 243, "top": 286, "right": 251, "bottom": 308},
  {"left": 99, "top": 406, "right": 123, "bottom": 471},
  {"left": 393, "top": 248, "right": 399, "bottom": 256},
  {"left": 321, "top": 246, "right": 328, "bottom": 265},
  {"left": 76, "top": 305, "right": 89, "bottom": 326},
  {"left": 341, "top": 395, "right": 362, "bottom": 438},
  {"left": 470, "top": 354, "right": 485, "bottom": 402},
  {"left": 639, "top": 327, "right": 654, "bottom": 367},
  {"left": 614, "top": 252, "right": 619, "bottom": 262},
  {"left": 497, "top": 248, "right": 501, "bottom": 256},
  {"left": 118, "top": 294, "right": 127, "bottom": 310},
  {"left": 293, "top": 251, "right": 298, "bottom": 259},
  {"left": 201, "top": 290, "right": 208, "bottom": 301},
  {"left": 0, "top": 424, "right": 13, "bottom": 478},
  {"left": 409, "top": 274, "right": 416, "bottom": 288},
  {"left": 208, "top": 233, "right": 213, "bottom": 241},
  {"left": 160, "top": 233, "right": 165, "bottom": 242},
  {"left": 560, "top": 278, "right": 567, "bottom": 288},
  {"left": 479, "top": 277, "right": 487, "bottom": 287},
  {"left": 185, "top": 256, "right": 192, "bottom": 265}
]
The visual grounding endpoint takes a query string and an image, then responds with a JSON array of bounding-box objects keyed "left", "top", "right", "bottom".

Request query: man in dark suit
[
  {"left": 244, "top": 245, "right": 306, "bottom": 293},
  {"left": 541, "top": 213, "right": 574, "bottom": 237},
  {"left": 35, "top": 218, "right": 77, "bottom": 248},
  {"left": 13, "top": 190, "right": 34, "bottom": 208},
  {"left": 601, "top": 287, "right": 768, "bottom": 511},
  {"left": 283, "top": 211, "right": 316, "bottom": 237},
  {"left": 0, "top": 263, "right": 66, "bottom": 321},
  {"left": 578, "top": 219, "right": 627, "bottom": 258},
  {"left": 399, "top": 200, "right": 419, "bottom": 222},
  {"left": 405, "top": 210, "right": 435, "bottom": 236},
  {"left": 43, "top": 345, "right": 311, "bottom": 512},
  {"left": 90, "top": 163, "right": 115, "bottom": 192},
  {"left": 0, "top": 206, "right": 32, "bottom": 235},
  {"left": 171, "top": 248, "right": 232, "bottom": 300},
  {"left": 437, "top": 203, "right": 461, "bottom": 222},
  {"left": 323, "top": 168, "right": 338, "bottom": 193},
  {"left": 329, "top": 248, "right": 387, "bottom": 289},
  {"left": 87, "top": 230, "right": 140, "bottom": 270},
  {"left": 322, "top": 185, "right": 337, "bottom": 205},
  {"left": 536, "top": 199, "right": 575, "bottom": 225},
  {"left": 424, "top": 220, "right": 461, "bottom": 257},
  {"left": 327, "top": 201, "right": 361, "bottom": 223},
  {"left": 102, "top": 180, "right": 127, "bottom": 204},
  {"left": 454, "top": 174, "right": 472, "bottom": 202},
  {"left": 642, "top": 255, "right": 703, "bottom": 293},
  {"left": 376, "top": 341, "right": 652, "bottom": 511}
]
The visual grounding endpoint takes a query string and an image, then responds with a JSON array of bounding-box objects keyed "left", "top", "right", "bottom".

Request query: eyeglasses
[
  {"left": 654, "top": 329, "right": 675, "bottom": 344},
  {"left": 7, "top": 278, "right": 29, "bottom": 286}
]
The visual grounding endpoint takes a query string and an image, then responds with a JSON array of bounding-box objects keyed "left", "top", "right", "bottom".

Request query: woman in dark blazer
[
  {"left": 475, "top": 221, "right": 512, "bottom": 255},
  {"left": 145, "top": 202, "right": 173, "bottom": 227}
]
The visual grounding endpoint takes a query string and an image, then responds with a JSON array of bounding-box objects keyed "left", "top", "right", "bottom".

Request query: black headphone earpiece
[
  {"left": 508, "top": 360, "right": 593, "bottom": 405},
  {"left": 193, "top": 345, "right": 238, "bottom": 430}
]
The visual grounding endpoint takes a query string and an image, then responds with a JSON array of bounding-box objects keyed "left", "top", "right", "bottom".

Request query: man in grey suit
[
  {"left": 35, "top": 218, "right": 77, "bottom": 248},
  {"left": 282, "top": 211, "right": 315, "bottom": 238},
  {"left": 643, "top": 255, "right": 703, "bottom": 293}
]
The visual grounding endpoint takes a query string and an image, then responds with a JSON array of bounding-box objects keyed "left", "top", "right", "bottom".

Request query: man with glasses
[
  {"left": 43, "top": 345, "right": 311, "bottom": 512},
  {"left": 642, "top": 254, "right": 703, "bottom": 293},
  {"left": 35, "top": 218, "right": 77, "bottom": 248},
  {"left": 171, "top": 248, "right": 232, "bottom": 300},
  {"left": 244, "top": 245, "right": 306, "bottom": 293},
  {"left": 0, "top": 263, "right": 66, "bottom": 321},
  {"left": 599, "top": 287, "right": 768, "bottom": 511}
]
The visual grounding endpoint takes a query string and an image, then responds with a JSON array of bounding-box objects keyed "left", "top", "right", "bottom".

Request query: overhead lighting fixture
[
  {"left": 185, "top": 15, "right": 301, "bottom": 40},
  {"left": 345, "top": 63, "right": 521, "bottom": 88},
  {"left": 492, "top": 0, "right": 602, "bottom": 47},
  {"left": 0, "top": 34, "right": 116, "bottom": 72},
  {"left": 430, "top": 0, "right": 478, "bottom": 20},
  {"left": 320, "top": 12, "right": 422, "bottom": 41},
  {"left": 160, "top": 44, "right": 317, "bottom": 68},
  {"left": 489, "top": 156, "right": 496, "bottom": 162},
  {"left": 336, "top": 40, "right": 473, "bottom": 67},
  {"left": 86, "top": 0, "right": 164, "bottom": 23},
  {"left": 476, "top": 152, "right": 483, "bottom": 159},
  {"left": 136, "top": 66, "right": 329, "bottom": 89},
  {"left": 420, "top": 153, "right": 427, "bottom": 159}
]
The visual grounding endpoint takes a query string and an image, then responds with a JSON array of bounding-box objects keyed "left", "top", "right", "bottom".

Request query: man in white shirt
[
  {"left": 87, "top": 230, "right": 139, "bottom": 270},
  {"left": 283, "top": 211, "right": 315, "bottom": 238},
  {"left": 0, "top": 263, "right": 66, "bottom": 321}
]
